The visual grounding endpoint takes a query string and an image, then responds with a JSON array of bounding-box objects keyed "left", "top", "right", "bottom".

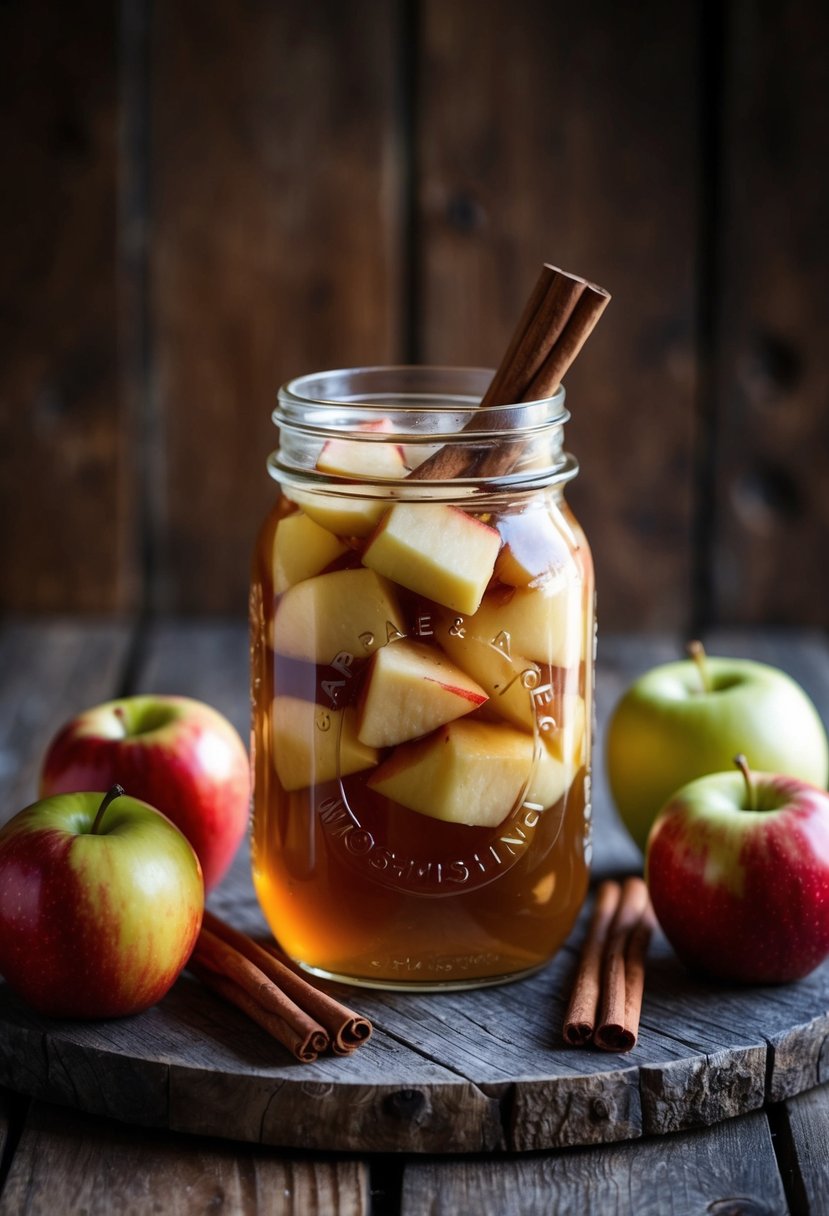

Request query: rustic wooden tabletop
[{"left": 0, "top": 620, "right": 828, "bottom": 1215}]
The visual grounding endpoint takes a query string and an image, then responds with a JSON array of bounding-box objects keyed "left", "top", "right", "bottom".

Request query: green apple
[{"left": 607, "top": 644, "right": 829, "bottom": 851}]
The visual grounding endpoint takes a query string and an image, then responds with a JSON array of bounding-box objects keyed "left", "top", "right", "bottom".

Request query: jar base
[{"left": 293, "top": 958, "right": 549, "bottom": 993}]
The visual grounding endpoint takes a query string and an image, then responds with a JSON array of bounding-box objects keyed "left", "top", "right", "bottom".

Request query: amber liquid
[{"left": 251, "top": 490, "right": 593, "bottom": 988}]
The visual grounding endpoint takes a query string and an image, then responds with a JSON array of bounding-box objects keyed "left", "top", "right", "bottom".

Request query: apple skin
[
  {"left": 645, "top": 769, "right": 829, "bottom": 983},
  {"left": 607, "top": 656, "right": 829, "bottom": 851},
  {"left": 0, "top": 790, "right": 204, "bottom": 1017},
  {"left": 40, "top": 695, "right": 250, "bottom": 891}
]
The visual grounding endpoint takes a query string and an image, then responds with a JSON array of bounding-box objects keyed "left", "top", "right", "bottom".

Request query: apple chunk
[
  {"left": 542, "top": 693, "right": 587, "bottom": 770},
  {"left": 368, "top": 720, "right": 537, "bottom": 827},
  {"left": 527, "top": 743, "right": 573, "bottom": 809},
  {"left": 272, "top": 511, "right": 348, "bottom": 593},
  {"left": 494, "top": 509, "right": 569, "bottom": 588},
  {"left": 288, "top": 489, "right": 388, "bottom": 539},
  {"left": 362, "top": 503, "right": 501, "bottom": 615},
  {"left": 271, "top": 568, "right": 405, "bottom": 664},
  {"left": 467, "top": 577, "right": 583, "bottom": 667},
  {"left": 317, "top": 423, "right": 406, "bottom": 480},
  {"left": 356, "top": 639, "right": 488, "bottom": 748},
  {"left": 272, "top": 697, "right": 378, "bottom": 791},
  {"left": 433, "top": 607, "right": 541, "bottom": 731}
]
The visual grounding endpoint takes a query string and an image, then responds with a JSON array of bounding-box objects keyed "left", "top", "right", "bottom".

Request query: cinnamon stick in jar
[{"left": 408, "top": 264, "right": 610, "bottom": 483}]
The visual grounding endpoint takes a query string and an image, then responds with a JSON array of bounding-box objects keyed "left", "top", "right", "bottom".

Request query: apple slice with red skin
[
  {"left": 646, "top": 755, "right": 829, "bottom": 984},
  {"left": 431, "top": 603, "right": 579, "bottom": 732},
  {"left": 355, "top": 638, "right": 488, "bottom": 748},
  {"left": 317, "top": 419, "right": 406, "bottom": 480},
  {"left": 362, "top": 502, "right": 501, "bottom": 616}
]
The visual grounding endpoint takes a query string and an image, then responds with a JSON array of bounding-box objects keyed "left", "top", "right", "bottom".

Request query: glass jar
[{"left": 250, "top": 367, "right": 594, "bottom": 990}]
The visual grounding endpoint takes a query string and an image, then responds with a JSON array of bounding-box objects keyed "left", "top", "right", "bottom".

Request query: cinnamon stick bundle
[
  {"left": 562, "top": 878, "right": 656, "bottom": 1053},
  {"left": 409, "top": 264, "right": 610, "bottom": 483},
  {"left": 188, "top": 910, "right": 372, "bottom": 1063}
]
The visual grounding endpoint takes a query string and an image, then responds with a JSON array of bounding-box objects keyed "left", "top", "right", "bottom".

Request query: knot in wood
[
  {"left": 384, "top": 1089, "right": 427, "bottom": 1119},
  {"left": 707, "top": 1199, "right": 771, "bottom": 1216},
  {"left": 589, "top": 1096, "right": 611, "bottom": 1122}
]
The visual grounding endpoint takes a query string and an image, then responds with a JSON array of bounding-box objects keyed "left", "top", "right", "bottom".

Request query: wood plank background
[{"left": 1, "top": 0, "right": 827, "bottom": 630}]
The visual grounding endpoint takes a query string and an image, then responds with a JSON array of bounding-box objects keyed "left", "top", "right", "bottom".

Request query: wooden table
[{"left": 1, "top": 621, "right": 828, "bottom": 1215}]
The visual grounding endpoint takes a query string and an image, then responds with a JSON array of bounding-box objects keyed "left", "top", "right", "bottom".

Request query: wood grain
[
  {"left": 0, "top": 1101, "right": 369, "bottom": 1216},
  {"left": 0, "top": 0, "right": 134, "bottom": 613},
  {"left": 712, "top": 0, "right": 829, "bottom": 628},
  {"left": 149, "top": 0, "right": 404, "bottom": 614},
  {"left": 776, "top": 1083, "right": 829, "bottom": 1216},
  {"left": 400, "top": 1110, "right": 788, "bottom": 1215},
  {"left": 415, "top": 0, "right": 700, "bottom": 630}
]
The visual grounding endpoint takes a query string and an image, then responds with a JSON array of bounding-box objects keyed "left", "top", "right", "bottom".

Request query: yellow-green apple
[
  {"left": 272, "top": 510, "right": 348, "bottom": 593},
  {"left": 463, "top": 578, "right": 583, "bottom": 668},
  {"left": 355, "top": 638, "right": 488, "bottom": 747},
  {"left": 368, "top": 720, "right": 571, "bottom": 826},
  {"left": 607, "top": 645, "right": 829, "bottom": 851},
  {"left": 40, "top": 695, "right": 250, "bottom": 891},
  {"left": 645, "top": 757, "right": 829, "bottom": 983},
  {"left": 362, "top": 503, "right": 501, "bottom": 615},
  {"left": 271, "top": 696, "right": 378, "bottom": 791},
  {"left": 270, "top": 567, "right": 405, "bottom": 664},
  {"left": 286, "top": 489, "right": 389, "bottom": 539},
  {"left": 0, "top": 786, "right": 203, "bottom": 1017},
  {"left": 494, "top": 509, "right": 569, "bottom": 588}
]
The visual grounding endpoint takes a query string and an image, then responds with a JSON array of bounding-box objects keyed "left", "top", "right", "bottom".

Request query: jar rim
[
  {"left": 277, "top": 365, "right": 567, "bottom": 424},
  {"left": 272, "top": 365, "right": 576, "bottom": 496}
]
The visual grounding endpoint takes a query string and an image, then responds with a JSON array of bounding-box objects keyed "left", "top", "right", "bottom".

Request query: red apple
[
  {"left": 40, "top": 695, "right": 250, "bottom": 891},
  {"left": 0, "top": 786, "right": 204, "bottom": 1017},
  {"left": 645, "top": 756, "right": 829, "bottom": 983}
]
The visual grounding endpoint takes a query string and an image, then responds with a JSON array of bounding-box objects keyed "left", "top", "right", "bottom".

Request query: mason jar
[{"left": 250, "top": 367, "right": 594, "bottom": 990}]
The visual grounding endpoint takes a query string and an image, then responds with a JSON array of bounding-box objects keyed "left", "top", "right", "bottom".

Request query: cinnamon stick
[
  {"left": 562, "top": 880, "right": 622, "bottom": 1045},
  {"left": 594, "top": 877, "right": 654, "bottom": 1052},
  {"left": 202, "top": 909, "right": 372, "bottom": 1055},
  {"left": 618, "top": 899, "right": 658, "bottom": 1050},
  {"left": 408, "top": 264, "right": 610, "bottom": 483},
  {"left": 190, "top": 929, "right": 330, "bottom": 1063},
  {"left": 256, "top": 941, "right": 372, "bottom": 1054}
]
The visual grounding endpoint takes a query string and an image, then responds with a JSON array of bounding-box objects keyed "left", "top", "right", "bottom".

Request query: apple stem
[
  {"left": 90, "top": 784, "right": 126, "bottom": 834},
  {"left": 687, "top": 639, "right": 712, "bottom": 694},
  {"left": 733, "top": 754, "right": 756, "bottom": 810}
]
